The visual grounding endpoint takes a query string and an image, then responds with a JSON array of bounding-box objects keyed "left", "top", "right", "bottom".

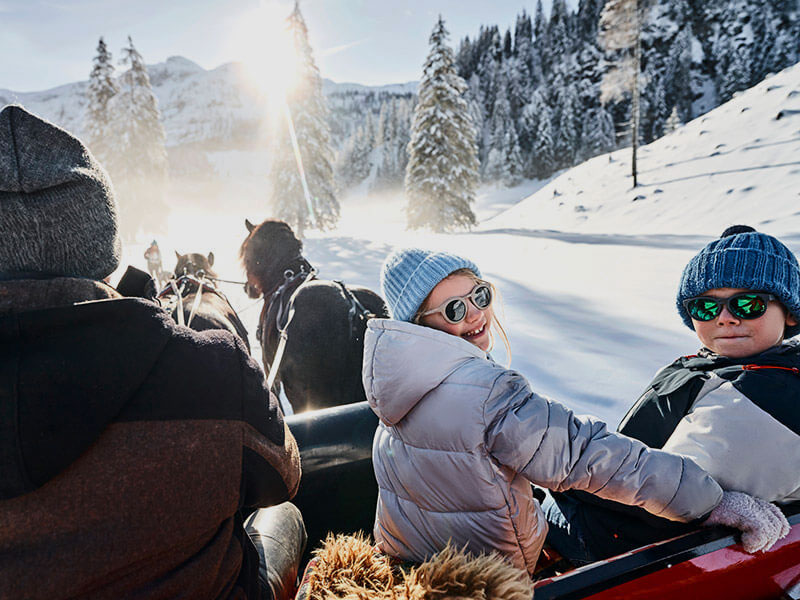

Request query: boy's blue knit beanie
[
  {"left": 677, "top": 225, "right": 800, "bottom": 337},
  {"left": 381, "top": 248, "right": 481, "bottom": 322}
]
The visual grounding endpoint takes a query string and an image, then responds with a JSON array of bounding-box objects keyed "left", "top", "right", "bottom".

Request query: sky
[{"left": 0, "top": 0, "right": 574, "bottom": 93}]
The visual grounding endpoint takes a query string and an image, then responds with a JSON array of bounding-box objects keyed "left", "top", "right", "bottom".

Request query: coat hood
[
  {"left": 0, "top": 278, "right": 173, "bottom": 500},
  {"left": 362, "top": 319, "right": 487, "bottom": 425}
]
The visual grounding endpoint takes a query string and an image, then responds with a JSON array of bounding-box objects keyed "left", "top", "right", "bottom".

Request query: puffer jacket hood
[
  {"left": 0, "top": 278, "right": 172, "bottom": 500},
  {"left": 362, "top": 319, "right": 487, "bottom": 425}
]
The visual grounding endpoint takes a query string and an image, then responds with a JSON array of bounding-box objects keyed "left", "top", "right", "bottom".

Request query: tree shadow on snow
[
  {"left": 474, "top": 229, "right": 712, "bottom": 251},
  {"left": 303, "top": 236, "right": 392, "bottom": 291},
  {"left": 492, "top": 275, "right": 692, "bottom": 424}
]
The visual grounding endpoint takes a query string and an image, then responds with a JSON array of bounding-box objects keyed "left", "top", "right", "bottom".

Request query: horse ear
[
  {"left": 175, "top": 250, "right": 182, "bottom": 260},
  {"left": 207, "top": 252, "right": 215, "bottom": 266},
  {"left": 245, "top": 219, "right": 255, "bottom": 233}
]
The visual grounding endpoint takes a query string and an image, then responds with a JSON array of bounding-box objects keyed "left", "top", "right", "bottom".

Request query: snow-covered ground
[{"left": 117, "top": 62, "right": 800, "bottom": 425}]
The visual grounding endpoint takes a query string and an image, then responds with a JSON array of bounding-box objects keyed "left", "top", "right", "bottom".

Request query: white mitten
[{"left": 704, "top": 490, "right": 790, "bottom": 553}]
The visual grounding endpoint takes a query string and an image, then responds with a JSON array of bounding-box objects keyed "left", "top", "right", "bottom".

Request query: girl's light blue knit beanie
[
  {"left": 380, "top": 248, "right": 481, "bottom": 322},
  {"left": 677, "top": 226, "right": 800, "bottom": 337}
]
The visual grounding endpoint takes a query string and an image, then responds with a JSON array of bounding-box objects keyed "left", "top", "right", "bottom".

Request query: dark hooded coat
[{"left": 0, "top": 277, "right": 300, "bottom": 599}]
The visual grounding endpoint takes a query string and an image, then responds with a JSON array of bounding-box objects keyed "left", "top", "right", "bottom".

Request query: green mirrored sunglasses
[{"left": 683, "top": 292, "right": 776, "bottom": 322}]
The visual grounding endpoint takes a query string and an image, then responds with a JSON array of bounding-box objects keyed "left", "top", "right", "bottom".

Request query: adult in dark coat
[{"left": 0, "top": 104, "right": 305, "bottom": 600}]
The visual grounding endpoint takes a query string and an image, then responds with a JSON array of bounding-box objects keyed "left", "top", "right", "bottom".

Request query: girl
[{"left": 362, "top": 248, "right": 788, "bottom": 576}]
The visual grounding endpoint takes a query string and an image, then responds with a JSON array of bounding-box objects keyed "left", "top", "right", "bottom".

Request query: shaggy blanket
[{"left": 296, "top": 533, "right": 533, "bottom": 600}]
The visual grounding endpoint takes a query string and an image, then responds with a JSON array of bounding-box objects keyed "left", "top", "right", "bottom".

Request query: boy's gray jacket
[{"left": 362, "top": 319, "right": 723, "bottom": 575}]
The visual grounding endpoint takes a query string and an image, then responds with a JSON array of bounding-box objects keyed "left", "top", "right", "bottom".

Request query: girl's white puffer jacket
[{"left": 362, "top": 319, "right": 723, "bottom": 575}]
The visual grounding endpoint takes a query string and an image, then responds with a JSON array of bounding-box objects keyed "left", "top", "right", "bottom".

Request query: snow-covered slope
[{"left": 485, "top": 62, "right": 800, "bottom": 237}]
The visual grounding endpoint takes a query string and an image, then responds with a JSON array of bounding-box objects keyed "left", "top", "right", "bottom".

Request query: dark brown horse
[
  {"left": 240, "top": 219, "right": 388, "bottom": 413},
  {"left": 161, "top": 251, "right": 251, "bottom": 354}
]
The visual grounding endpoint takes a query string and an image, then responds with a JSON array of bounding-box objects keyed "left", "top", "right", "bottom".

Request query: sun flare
[{"left": 228, "top": 2, "right": 301, "bottom": 118}]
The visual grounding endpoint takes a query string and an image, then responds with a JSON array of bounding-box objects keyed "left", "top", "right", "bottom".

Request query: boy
[{"left": 544, "top": 225, "right": 799, "bottom": 563}]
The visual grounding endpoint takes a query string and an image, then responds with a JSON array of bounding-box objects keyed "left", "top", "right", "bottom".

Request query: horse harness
[
  {"left": 260, "top": 258, "right": 375, "bottom": 389},
  {"left": 157, "top": 274, "right": 233, "bottom": 328}
]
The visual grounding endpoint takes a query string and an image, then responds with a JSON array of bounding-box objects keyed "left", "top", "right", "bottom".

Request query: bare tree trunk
[{"left": 631, "top": 8, "right": 640, "bottom": 188}]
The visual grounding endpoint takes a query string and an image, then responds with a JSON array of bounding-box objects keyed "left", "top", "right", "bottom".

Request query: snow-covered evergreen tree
[
  {"left": 581, "top": 105, "right": 616, "bottom": 157},
  {"left": 336, "top": 121, "right": 373, "bottom": 190},
  {"left": 268, "top": 1, "right": 339, "bottom": 236},
  {"left": 484, "top": 72, "right": 523, "bottom": 186},
  {"left": 664, "top": 105, "right": 681, "bottom": 134},
  {"left": 84, "top": 37, "right": 118, "bottom": 168},
  {"left": 554, "top": 82, "right": 581, "bottom": 167},
  {"left": 465, "top": 73, "right": 487, "bottom": 162},
  {"left": 719, "top": 41, "right": 752, "bottom": 103},
  {"left": 530, "top": 94, "right": 556, "bottom": 178},
  {"left": 405, "top": 16, "right": 480, "bottom": 232},
  {"left": 371, "top": 98, "right": 414, "bottom": 191},
  {"left": 105, "top": 36, "right": 168, "bottom": 240}
]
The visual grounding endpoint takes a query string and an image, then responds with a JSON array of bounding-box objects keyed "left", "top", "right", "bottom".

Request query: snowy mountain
[{"left": 0, "top": 55, "right": 415, "bottom": 158}]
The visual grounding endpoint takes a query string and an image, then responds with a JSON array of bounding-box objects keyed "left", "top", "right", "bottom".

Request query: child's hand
[{"left": 703, "top": 490, "right": 790, "bottom": 553}]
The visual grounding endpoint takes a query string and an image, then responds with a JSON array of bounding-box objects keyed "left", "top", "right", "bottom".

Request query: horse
[
  {"left": 159, "top": 251, "right": 251, "bottom": 354},
  {"left": 240, "top": 218, "right": 389, "bottom": 413}
]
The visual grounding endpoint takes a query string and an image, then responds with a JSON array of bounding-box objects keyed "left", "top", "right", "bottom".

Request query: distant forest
[{"left": 331, "top": 0, "right": 800, "bottom": 190}]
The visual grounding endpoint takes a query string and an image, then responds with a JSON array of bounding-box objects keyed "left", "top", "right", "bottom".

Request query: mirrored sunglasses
[
  {"left": 417, "top": 282, "right": 493, "bottom": 324},
  {"left": 683, "top": 292, "right": 776, "bottom": 322}
]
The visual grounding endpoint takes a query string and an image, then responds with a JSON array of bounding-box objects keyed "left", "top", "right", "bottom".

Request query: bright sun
[{"left": 228, "top": 2, "right": 301, "bottom": 117}]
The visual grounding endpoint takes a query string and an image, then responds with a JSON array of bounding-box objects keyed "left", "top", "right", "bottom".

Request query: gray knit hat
[
  {"left": 0, "top": 105, "right": 120, "bottom": 280},
  {"left": 381, "top": 248, "right": 481, "bottom": 322}
]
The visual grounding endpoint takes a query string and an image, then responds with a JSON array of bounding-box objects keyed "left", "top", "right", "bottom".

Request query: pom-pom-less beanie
[
  {"left": 677, "top": 228, "right": 800, "bottom": 337},
  {"left": 381, "top": 248, "right": 481, "bottom": 322},
  {"left": 0, "top": 105, "right": 120, "bottom": 280}
]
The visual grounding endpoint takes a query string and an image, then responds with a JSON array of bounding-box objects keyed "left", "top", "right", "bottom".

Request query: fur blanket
[{"left": 297, "top": 533, "right": 533, "bottom": 600}]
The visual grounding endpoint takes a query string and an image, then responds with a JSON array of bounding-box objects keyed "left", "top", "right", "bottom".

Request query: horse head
[
  {"left": 172, "top": 251, "right": 218, "bottom": 280},
  {"left": 240, "top": 218, "right": 304, "bottom": 299}
]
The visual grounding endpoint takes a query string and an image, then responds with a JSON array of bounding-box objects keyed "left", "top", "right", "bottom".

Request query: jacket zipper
[{"left": 741, "top": 364, "right": 800, "bottom": 374}]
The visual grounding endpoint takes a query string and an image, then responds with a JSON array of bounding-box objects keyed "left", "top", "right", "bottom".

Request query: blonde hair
[{"left": 413, "top": 268, "right": 512, "bottom": 364}]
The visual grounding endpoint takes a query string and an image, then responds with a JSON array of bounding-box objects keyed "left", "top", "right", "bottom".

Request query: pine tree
[
  {"left": 549, "top": 0, "right": 571, "bottom": 67},
  {"left": 405, "top": 16, "right": 480, "bottom": 232},
  {"left": 719, "top": 43, "right": 752, "bottom": 103},
  {"left": 581, "top": 105, "right": 617, "bottom": 158},
  {"left": 664, "top": 105, "right": 681, "bottom": 134},
  {"left": 336, "top": 122, "right": 373, "bottom": 190},
  {"left": 648, "top": 74, "right": 669, "bottom": 140},
  {"left": 554, "top": 83, "right": 581, "bottom": 167},
  {"left": 465, "top": 73, "right": 486, "bottom": 161},
  {"left": 106, "top": 36, "right": 168, "bottom": 240},
  {"left": 599, "top": 0, "right": 653, "bottom": 187},
  {"left": 268, "top": 1, "right": 339, "bottom": 237},
  {"left": 484, "top": 72, "right": 522, "bottom": 186},
  {"left": 477, "top": 30, "right": 501, "bottom": 116},
  {"left": 84, "top": 37, "right": 118, "bottom": 167},
  {"left": 532, "top": 109, "right": 555, "bottom": 178}
]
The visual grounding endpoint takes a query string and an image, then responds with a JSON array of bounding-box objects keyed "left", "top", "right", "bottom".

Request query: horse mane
[{"left": 240, "top": 219, "right": 306, "bottom": 294}]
